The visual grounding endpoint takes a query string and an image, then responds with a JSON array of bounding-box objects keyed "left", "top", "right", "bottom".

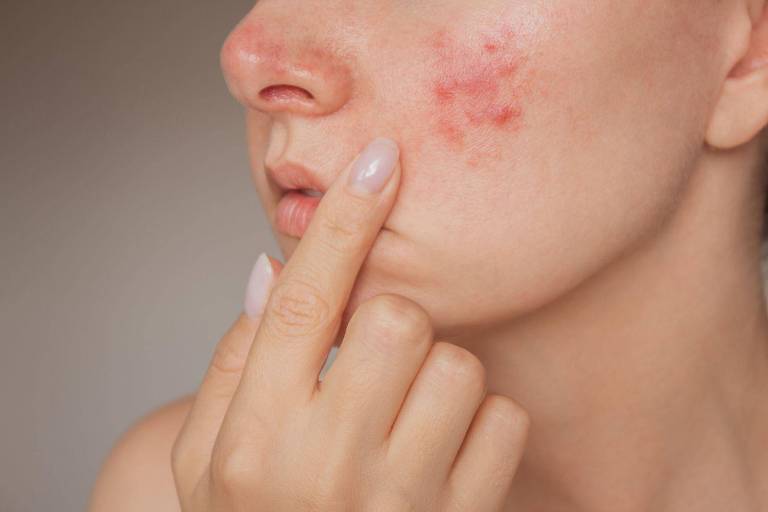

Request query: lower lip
[{"left": 275, "top": 190, "right": 322, "bottom": 238}]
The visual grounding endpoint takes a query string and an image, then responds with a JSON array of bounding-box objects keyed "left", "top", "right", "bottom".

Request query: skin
[
  {"left": 236, "top": 0, "right": 737, "bottom": 339},
  {"left": 89, "top": 0, "right": 768, "bottom": 511},
  {"left": 169, "top": 141, "right": 530, "bottom": 511}
]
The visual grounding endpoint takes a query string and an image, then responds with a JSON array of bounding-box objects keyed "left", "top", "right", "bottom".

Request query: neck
[{"left": 449, "top": 144, "right": 768, "bottom": 512}]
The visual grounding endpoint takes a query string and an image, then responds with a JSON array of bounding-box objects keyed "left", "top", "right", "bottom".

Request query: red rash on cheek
[{"left": 425, "top": 25, "right": 531, "bottom": 163}]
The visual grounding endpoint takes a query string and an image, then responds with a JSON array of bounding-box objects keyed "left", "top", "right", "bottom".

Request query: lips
[
  {"left": 275, "top": 189, "right": 322, "bottom": 238},
  {"left": 266, "top": 161, "right": 327, "bottom": 238},
  {"left": 266, "top": 162, "right": 327, "bottom": 194}
]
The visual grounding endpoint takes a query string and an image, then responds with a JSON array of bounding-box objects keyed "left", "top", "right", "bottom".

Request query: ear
[{"left": 706, "top": 3, "right": 768, "bottom": 149}]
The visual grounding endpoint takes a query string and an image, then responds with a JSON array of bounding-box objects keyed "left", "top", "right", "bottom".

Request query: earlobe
[
  {"left": 706, "top": 69, "right": 768, "bottom": 149},
  {"left": 706, "top": 4, "right": 768, "bottom": 150}
]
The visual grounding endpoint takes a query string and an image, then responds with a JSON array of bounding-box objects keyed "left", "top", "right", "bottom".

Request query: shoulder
[{"left": 88, "top": 394, "right": 194, "bottom": 512}]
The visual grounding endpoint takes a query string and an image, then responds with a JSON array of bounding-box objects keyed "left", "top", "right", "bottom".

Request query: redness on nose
[
  {"left": 222, "top": 21, "right": 289, "bottom": 77},
  {"left": 426, "top": 25, "right": 530, "bottom": 161},
  {"left": 222, "top": 20, "right": 350, "bottom": 89}
]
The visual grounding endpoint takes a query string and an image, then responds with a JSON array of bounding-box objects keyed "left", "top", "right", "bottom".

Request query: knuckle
[
  {"left": 429, "top": 342, "right": 486, "bottom": 389},
  {"left": 483, "top": 394, "right": 531, "bottom": 434},
  {"left": 262, "top": 277, "right": 332, "bottom": 338},
  {"left": 356, "top": 294, "right": 433, "bottom": 343},
  {"left": 210, "top": 441, "right": 262, "bottom": 494}
]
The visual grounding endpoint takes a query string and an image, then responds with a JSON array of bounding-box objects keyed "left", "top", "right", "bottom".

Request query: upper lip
[{"left": 265, "top": 161, "right": 327, "bottom": 194}]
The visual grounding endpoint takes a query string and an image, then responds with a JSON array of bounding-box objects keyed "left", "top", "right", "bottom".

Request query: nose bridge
[{"left": 221, "top": 6, "right": 356, "bottom": 117}]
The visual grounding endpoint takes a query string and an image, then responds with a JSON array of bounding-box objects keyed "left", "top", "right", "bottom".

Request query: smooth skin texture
[{"left": 91, "top": 0, "right": 768, "bottom": 511}]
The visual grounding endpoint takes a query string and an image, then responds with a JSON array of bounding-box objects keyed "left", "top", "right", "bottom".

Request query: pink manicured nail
[
  {"left": 244, "top": 252, "right": 274, "bottom": 318},
  {"left": 346, "top": 137, "right": 399, "bottom": 196}
]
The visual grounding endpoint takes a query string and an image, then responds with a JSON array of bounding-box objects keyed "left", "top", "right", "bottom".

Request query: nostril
[{"left": 259, "top": 84, "right": 314, "bottom": 102}]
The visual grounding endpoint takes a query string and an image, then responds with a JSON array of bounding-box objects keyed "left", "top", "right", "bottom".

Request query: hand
[{"left": 171, "top": 137, "right": 530, "bottom": 511}]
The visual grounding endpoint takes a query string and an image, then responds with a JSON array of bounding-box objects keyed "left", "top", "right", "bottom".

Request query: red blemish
[
  {"left": 430, "top": 29, "right": 452, "bottom": 52},
  {"left": 436, "top": 121, "right": 465, "bottom": 147},
  {"left": 424, "top": 23, "right": 530, "bottom": 164},
  {"left": 434, "top": 83, "right": 454, "bottom": 102},
  {"left": 492, "top": 105, "right": 521, "bottom": 126}
]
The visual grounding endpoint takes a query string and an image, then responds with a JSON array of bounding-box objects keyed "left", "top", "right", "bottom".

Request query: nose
[{"left": 220, "top": 15, "right": 354, "bottom": 117}]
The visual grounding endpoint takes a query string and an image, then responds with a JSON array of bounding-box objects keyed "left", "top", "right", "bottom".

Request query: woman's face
[{"left": 221, "top": 1, "right": 727, "bottom": 339}]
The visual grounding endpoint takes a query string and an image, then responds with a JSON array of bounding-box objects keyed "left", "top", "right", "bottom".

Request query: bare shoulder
[{"left": 88, "top": 394, "right": 195, "bottom": 512}]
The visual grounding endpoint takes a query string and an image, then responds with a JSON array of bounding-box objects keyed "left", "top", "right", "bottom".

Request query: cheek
[{"left": 420, "top": 23, "right": 537, "bottom": 167}]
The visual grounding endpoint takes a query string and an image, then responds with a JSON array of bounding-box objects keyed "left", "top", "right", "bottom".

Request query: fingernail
[
  {"left": 244, "top": 252, "right": 274, "bottom": 319},
  {"left": 346, "top": 137, "right": 399, "bottom": 196}
]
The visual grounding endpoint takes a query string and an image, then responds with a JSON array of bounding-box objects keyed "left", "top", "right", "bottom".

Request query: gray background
[
  {"left": 0, "top": 1, "right": 284, "bottom": 510},
  {"left": 4, "top": 2, "right": 768, "bottom": 512}
]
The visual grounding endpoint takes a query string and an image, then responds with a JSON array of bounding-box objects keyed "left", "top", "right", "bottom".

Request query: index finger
[{"left": 239, "top": 137, "right": 401, "bottom": 404}]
